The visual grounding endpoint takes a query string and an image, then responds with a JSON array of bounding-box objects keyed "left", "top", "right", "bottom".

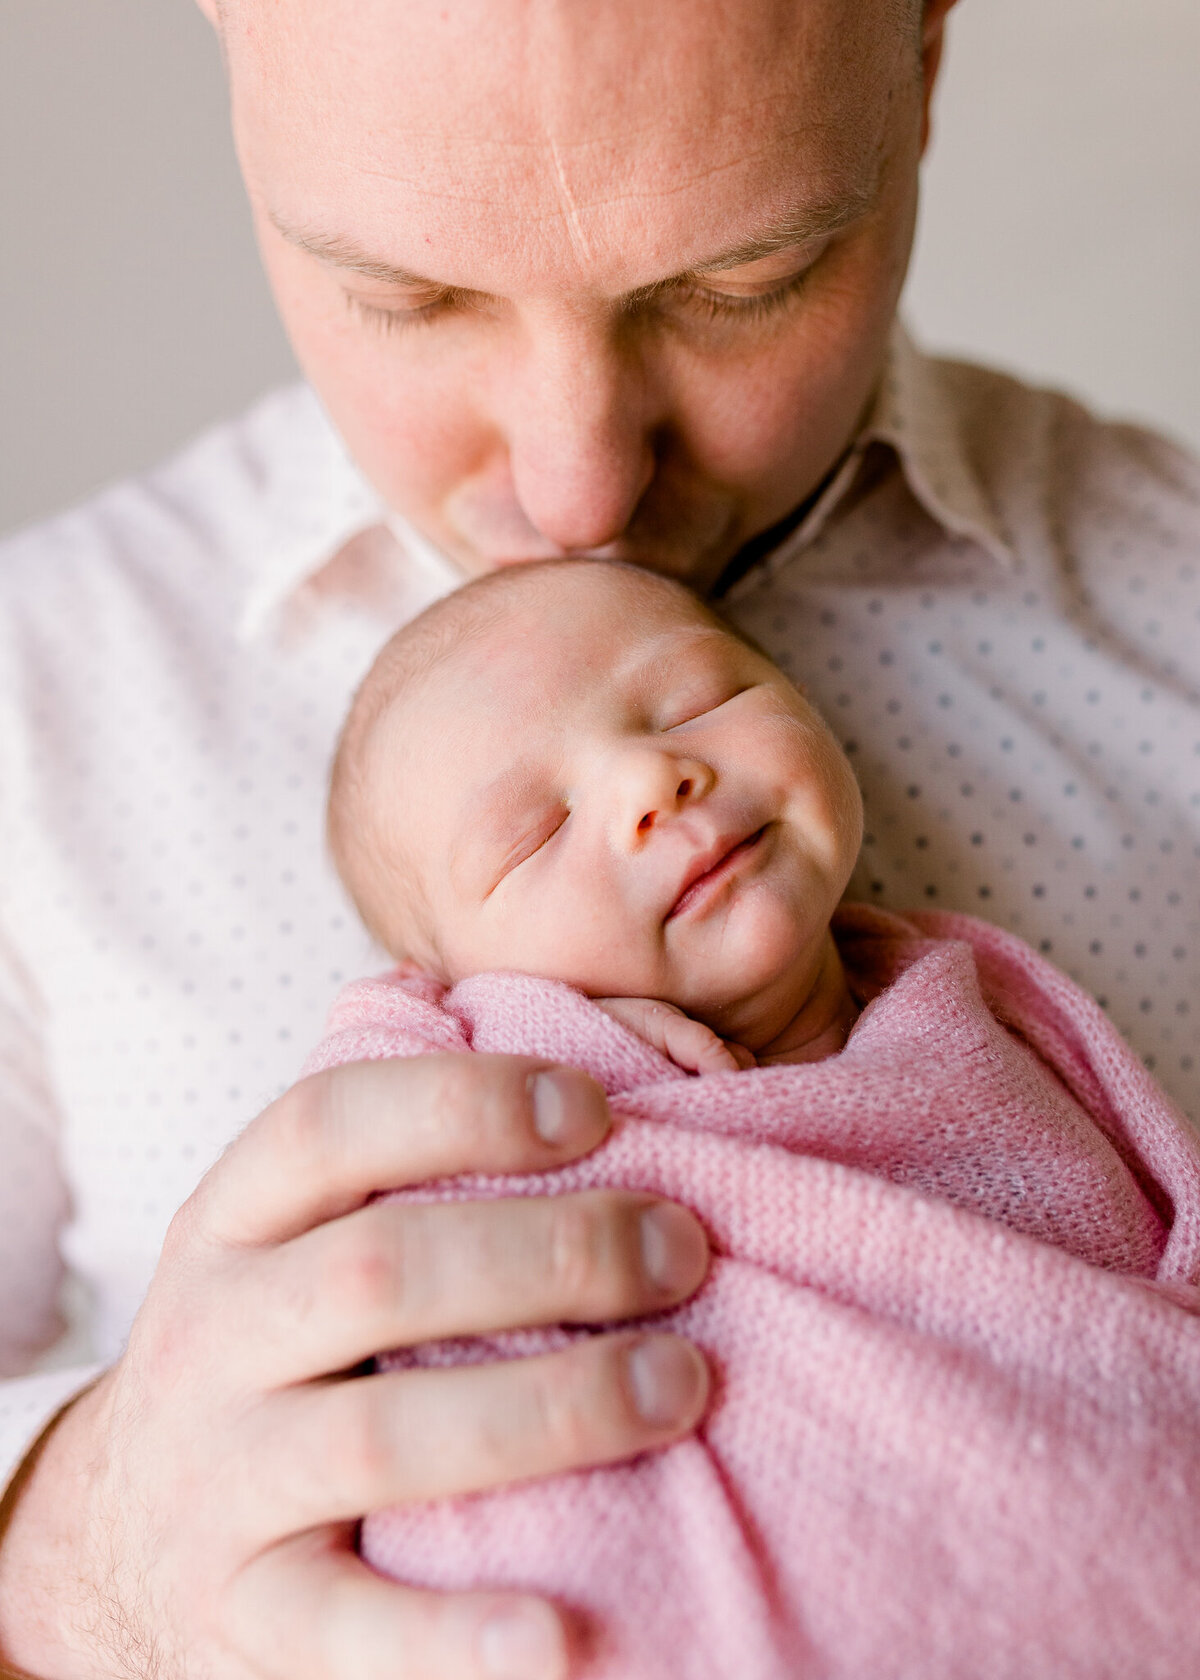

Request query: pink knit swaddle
[{"left": 304, "top": 906, "right": 1200, "bottom": 1678}]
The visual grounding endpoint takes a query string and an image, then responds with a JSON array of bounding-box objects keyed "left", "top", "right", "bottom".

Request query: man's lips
[{"left": 666, "top": 827, "right": 768, "bottom": 921}]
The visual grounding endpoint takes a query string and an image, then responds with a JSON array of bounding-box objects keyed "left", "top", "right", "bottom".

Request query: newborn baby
[
  {"left": 328, "top": 554, "right": 866, "bottom": 1074},
  {"left": 308, "top": 559, "right": 1200, "bottom": 1680}
]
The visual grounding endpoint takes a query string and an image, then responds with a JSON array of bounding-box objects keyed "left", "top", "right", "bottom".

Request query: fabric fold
[{"left": 303, "top": 905, "right": 1200, "bottom": 1678}]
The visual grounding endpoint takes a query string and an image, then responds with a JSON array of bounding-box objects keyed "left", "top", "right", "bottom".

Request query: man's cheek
[
  {"left": 330, "top": 358, "right": 488, "bottom": 506},
  {"left": 673, "top": 345, "right": 842, "bottom": 484}
]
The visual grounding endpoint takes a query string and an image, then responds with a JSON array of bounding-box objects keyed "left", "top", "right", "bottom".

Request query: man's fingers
[
  {"left": 232, "top": 1529, "right": 570, "bottom": 1680},
  {"left": 250, "top": 1191, "right": 710, "bottom": 1386},
  {"left": 196, "top": 1055, "right": 610, "bottom": 1245},
  {"left": 246, "top": 1333, "right": 710, "bottom": 1535}
]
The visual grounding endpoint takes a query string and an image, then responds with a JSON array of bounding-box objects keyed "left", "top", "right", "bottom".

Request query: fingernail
[
  {"left": 639, "top": 1202, "right": 709, "bottom": 1296},
  {"left": 530, "top": 1068, "right": 609, "bottom": 1151},
  {"left": 625, "top": 1334, "right": 709, "bottom": 1430},
  {"left": 479, "top": 1601, "right": 567, "bottom": 1680}
]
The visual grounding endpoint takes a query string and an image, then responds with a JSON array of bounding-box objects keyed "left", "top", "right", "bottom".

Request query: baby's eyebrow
[{"left": 615, "top": 622, "right": 739, "bottom": 685}]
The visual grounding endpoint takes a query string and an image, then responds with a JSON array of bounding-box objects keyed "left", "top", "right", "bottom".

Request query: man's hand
[
  {"left": 0, "top": 1054, "right": 711, "bottom": 1680},
  {"left": 597, "top": 997, "right": 756, "bottom": 1075}
]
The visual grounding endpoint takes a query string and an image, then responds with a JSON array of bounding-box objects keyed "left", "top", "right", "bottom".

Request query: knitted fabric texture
[{"left": 303, "top": 905, "right": 1200, "bottom": 1679}]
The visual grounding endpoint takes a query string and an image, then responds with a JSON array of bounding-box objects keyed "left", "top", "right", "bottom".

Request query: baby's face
[{"left": 372, "top": 568, "right": 863, "bottom": 1045}]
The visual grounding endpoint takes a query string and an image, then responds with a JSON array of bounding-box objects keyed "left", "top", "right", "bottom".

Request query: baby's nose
[{"left": 621, "top": 752, "right": 712, "bottom": 841}]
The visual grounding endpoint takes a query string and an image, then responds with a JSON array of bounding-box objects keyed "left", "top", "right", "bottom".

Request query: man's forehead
[{"left": 227, "top": 0, "right": 914, "bottom": 294}]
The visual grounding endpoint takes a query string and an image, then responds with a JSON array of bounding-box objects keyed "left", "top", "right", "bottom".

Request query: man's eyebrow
[
  {"left": 686, "top": 192, "right": 874, "bottom": 274},
  {"left": 267, "top": 189, "right": 873, "bottom": 294},
  {"left": 268, "top": 211, "right": 435, "bottom": 286}
]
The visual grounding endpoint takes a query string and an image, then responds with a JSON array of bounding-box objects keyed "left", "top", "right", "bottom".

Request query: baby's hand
[{"left": 597, "top": 997, "right": 755, "bottom": 1075}]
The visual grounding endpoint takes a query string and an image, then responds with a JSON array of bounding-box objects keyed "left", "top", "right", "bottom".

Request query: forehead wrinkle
[
  {"left": 326, "top": 116, "right": 856, "bottom": 210},
  {"left": 269, "top": 174, "right": 875, "bottom": 297},
  {"left": 545, "top": 131, "right": 595, "bottom": 271},
  {"left": 236, "top": 0, "right": 914, "bottom": 274},
  {"left": 300, "top": 68, "right": 883, "bottom": 239},
  {"left": 525, "top": 11, "right": 596, "bottom": 273},
  {"left": 300, "top": 87, "right": 825, "bottom": 154}
]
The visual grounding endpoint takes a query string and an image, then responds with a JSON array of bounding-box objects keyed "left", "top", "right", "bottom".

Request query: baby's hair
[{"left": 327, "top": 557, "right": 756, "bottom": 955}]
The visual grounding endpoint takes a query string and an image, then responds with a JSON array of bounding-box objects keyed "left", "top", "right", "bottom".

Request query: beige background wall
[{"left": 2, "top": 0, "right": 1198, "bottom": 539}]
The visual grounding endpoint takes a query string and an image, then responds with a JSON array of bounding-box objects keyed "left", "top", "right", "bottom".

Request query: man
[{"left": 0, "top": 1, "right": 1198, "bottom": 1676}]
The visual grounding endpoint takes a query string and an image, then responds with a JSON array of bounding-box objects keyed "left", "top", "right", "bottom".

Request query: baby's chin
[
  {"left": 668, "top": 930, "right": 824, "bottom": 1049},
  {"left": 661, "top": 850, "right": 846, "bottom": 1040}
]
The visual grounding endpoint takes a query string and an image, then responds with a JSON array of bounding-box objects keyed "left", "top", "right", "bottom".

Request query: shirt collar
[
  {"left": 235, "top": 388, "right": 393, "bottom": 643},
  {"left": 867, "top": 320, "right": 1017, "bottom": 570},
  {"left": 237, "top": 321, "right": 1016, "bottom": 643},
  {"left": 733, "top": 320, "right": 1018, "bottom": 587}
]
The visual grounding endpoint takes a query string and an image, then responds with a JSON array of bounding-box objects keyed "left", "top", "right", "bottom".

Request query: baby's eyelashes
[
  {"left": 486, "top": 804, "right": 569, "bottom": 892},
  {"left": 596, "top": 996, "right": 755, "bottom": 1075},
  {"left": 660, "top": 685, "right": 743, "bottom": 730}
]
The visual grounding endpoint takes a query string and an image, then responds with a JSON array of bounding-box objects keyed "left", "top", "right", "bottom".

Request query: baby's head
[{"left": 330, "top": 560, "right": 862, "bottom": 1049}]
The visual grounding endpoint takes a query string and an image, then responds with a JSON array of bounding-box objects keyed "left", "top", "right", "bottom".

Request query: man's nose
[
  {"left": 500, "top": 316, "right": 659, "bottom": 553},
  {"left": 612, "top": 748, "right": 714, "bottom": 848}
]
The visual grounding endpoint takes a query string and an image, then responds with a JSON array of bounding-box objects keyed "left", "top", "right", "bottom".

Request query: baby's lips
[{"left": 666, "top": 824, "right": 768, "bottom": 921}]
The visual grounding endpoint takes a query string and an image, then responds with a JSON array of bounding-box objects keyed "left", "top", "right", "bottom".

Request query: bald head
[
  {"left": 198, "top": 0, "right": 956, "bottom": 584},
  {"left": 222, "top": 0, "right": 919, "bottom": 270}
]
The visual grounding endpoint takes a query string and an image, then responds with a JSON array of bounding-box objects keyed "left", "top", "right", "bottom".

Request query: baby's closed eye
[
  {"left": 596, "top": 996, "right": 755, "bottom": 1075},
  {"left": 485, "top": 803, "right": 569, "bottom": 892}
]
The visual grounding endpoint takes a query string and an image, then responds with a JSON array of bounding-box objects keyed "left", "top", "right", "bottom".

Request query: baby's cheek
[
  {"left": 818, "top": 744, "right": 865, "bottom": 867},
  {"left": 783, "top": 726, "right": 862, "bottom": 870},
  {"left": 434, "top": 892, "right": 522, "bottom": 983},
  {"left": 551, "top": 904, "right": 666, "bottom": 996},
  {"left": 456, "top": 885, "right": 653, "bottom": 996}
]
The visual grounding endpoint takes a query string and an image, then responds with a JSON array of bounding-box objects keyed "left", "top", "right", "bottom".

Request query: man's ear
[{"left": 919, "top": 0, "right": 960, "bottom": 156}]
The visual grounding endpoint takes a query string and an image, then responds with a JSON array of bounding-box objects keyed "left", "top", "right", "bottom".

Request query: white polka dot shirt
[{"left": 1, "top": 324, "right": 1199, "bottom": 1489}]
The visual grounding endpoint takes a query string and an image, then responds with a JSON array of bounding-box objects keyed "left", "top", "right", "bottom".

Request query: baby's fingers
[
  {"left": 724, "top": 1040, "right": 757, "bottom": 1072},
  {"left": 596, "top": 997, "right": 750, "bottom": 1075},
  {"left": 657, "top": 1010, "right": 743, "bottom": 1075},
  {"left": 683, "top": 1028, "right": 745, "bottom": 1075}
]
